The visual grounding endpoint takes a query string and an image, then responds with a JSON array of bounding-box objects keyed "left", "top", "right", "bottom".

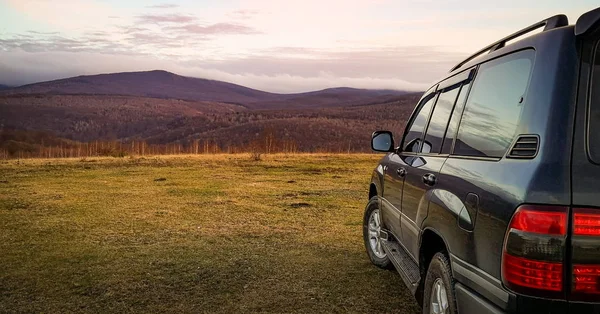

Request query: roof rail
[{"left": 449, "top": 14, "right": 568, "bottom": 73}]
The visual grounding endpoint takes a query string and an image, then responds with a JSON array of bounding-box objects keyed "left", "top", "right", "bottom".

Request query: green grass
[{"left": 0, "top": 154, "right": 420, "bottom": 313}]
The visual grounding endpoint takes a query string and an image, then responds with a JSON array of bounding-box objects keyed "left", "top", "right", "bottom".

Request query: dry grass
[{"left": 0, "top": 154, "right": 420, "bottom": 313}]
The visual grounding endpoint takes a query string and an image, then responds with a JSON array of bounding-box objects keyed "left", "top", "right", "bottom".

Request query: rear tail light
[
  {"left": 573, "top": 265, "right": 600, "bottom": 295},
  {"left": 502, "top": 205, "right": 568, "bottom": 298},
  {"left": 503, "top": 254, "right": 563, "bottom": 291},
  {"left": 573, "top": 210, "right": 600, "bottom": 236},
  {"left": 571, "top": 208, "right": 600, "bottom": 300},
  {"left": 503, "top": 206, "right": 600, "bottom": 300},
  {"left": 510, "top": 208, "right": 567, "bottom": 235}
]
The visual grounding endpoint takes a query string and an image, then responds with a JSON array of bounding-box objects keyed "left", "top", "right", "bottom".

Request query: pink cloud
[
  {"left": 166, "top": 23, "right": 261, "bottom": 35},
  {"left": 147, "top": 3, "right": 179, "bottom": 9},
  {"left": 137, "top": 13, "right": 196, "bottom": 24}
]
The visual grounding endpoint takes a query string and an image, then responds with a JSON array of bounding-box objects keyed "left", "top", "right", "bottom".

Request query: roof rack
[{"left": 449, "top": 14, "right": 569, "bottom": 73}]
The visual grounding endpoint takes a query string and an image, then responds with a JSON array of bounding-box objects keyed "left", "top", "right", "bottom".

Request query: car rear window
[{"left": 588, "top": 41, "right": 600, "bottom": 163}]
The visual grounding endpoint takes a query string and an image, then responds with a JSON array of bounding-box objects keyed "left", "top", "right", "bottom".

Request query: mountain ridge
[{"left": 1, "top": 70, "right": 408, "bottom": 109}]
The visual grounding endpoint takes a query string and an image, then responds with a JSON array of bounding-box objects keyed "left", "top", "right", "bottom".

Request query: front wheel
[
  {"left": 422, "top": 252, "right": 457, "bottom": 314},
  {"left": 362, "top": 197, "right": 391, "bottom": 269}
]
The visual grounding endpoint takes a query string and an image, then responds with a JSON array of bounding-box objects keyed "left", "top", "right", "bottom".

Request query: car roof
[
  {"left": 433, "top": 23, "right": 575, "bottom": 90},
  {"left": 420, "top": 7, "right": 600, "bottom": 96}
]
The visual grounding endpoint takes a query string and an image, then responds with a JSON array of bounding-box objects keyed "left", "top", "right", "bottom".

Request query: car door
[
  {"left": 381, "top": 90, "right": 436, "bottom": 243},
  {"left": 380, "top": 88, "right": 437, "bottom": 240},
  {"left": 379, "top": 154, "right": 405, "bottom": 237},
  {"left": 399, "top": 81, "right": 463, "bottom": 260}
]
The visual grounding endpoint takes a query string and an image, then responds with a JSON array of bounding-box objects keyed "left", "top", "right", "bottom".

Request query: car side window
[
  {"left": 441, "top": 82, "right": 471, "bottom": 154},
  {"left": 454, "top": 50, "right": 534, "bottom": 158},
  {"left": 402, "top": 93, "right": 436, "bottom": 153},
  {"left": 422, "top": 85, "right": 460, "bottom": 154},
  {"left": 588, "top": 40, "right": 600, "bottom": 163}
]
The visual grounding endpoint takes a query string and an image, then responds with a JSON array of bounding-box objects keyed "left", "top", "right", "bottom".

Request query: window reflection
[
  {"left": 423, "top": 85, "right": 460, "bottom": 154},
  {"left": 442, "top": 82, "right": 470, "bottom": 154},
  {"left": 454, "top": 50, "right": 534, "bottom": 158},
  {"left": 589, "top": 41, "right": 600, "bottom": 162},
  {"left": 403, "top": 94, "right": 436, "bottom": 152}
]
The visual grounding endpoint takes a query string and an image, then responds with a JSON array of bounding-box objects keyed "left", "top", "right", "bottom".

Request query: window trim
[
  {"left": 438, "top": 68, "right": 476, "bottom": 91},
  {"left": 447, "top": 155, "right": 501, "bottom": 162},
  {"left": 449, "top": 49, "right": 536, "bottom": 159}
]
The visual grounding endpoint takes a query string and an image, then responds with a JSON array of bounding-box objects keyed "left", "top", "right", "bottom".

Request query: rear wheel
[
  {"left": 363, "top": 197, "right": 391, "bottom": 268},
  {"left": 422, "top": 252, "right": 457, "bottom": 314}
]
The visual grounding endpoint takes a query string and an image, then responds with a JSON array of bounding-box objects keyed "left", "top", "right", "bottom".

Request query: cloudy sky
[{"left": 0, "top": 0, "right": 597, "bottom": 92}]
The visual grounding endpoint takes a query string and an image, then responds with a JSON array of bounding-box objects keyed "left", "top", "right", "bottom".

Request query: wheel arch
[
  {"left": 417, "top": 227, "right": 452, "bottom": 306},
  {"left": 419, "top": 227, "right": 451, "bottom": 266},
  {"left": 369, "top": 165, "right": 385, "bottom": 200},
  {"left": 369, "top": 183, "right": 378, "bottom": 200}
]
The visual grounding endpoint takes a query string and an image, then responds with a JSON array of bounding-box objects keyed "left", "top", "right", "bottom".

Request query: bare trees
[{"left": 0, "top": 128, "right": 303, "bottom": 159}]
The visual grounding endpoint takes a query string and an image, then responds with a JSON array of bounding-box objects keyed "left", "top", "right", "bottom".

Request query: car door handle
[
  {"left": 422, "top": 173, "right": 436, "bottom": 186},
  {"left": 396, "top": 167, "right": 407, "bottom": 177}
]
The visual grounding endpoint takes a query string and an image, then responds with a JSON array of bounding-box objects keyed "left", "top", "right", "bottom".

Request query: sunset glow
[{"left": 0, "top": 0, "right": 597, "bottom": 92}]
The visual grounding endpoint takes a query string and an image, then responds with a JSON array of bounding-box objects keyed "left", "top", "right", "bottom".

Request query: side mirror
[{"left": 371, "top": 131, "right": 394, "bottom": 152}]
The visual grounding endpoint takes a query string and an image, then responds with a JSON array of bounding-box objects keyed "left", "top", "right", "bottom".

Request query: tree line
[{"left": 0, "top": 128, "right": 329, "bottom": 159}]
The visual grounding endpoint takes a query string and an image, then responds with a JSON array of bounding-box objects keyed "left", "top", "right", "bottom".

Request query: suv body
[{"left": 363, "top": 8, "right": 600, "bottom": 314}]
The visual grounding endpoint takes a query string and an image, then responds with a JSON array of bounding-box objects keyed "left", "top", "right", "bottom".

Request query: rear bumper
[
  {"left": 568, "top": 301, "right": 600, "bottom": 314},
  {"left": 456, "top": 283, "right": 507, "bottom": 314},
  {"left": 456, "top": 282, "right": 600, "bottom": 314}
]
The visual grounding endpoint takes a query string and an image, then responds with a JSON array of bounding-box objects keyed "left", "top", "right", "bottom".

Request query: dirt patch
[
  {"left": 302, "top": 169, "right": 322, "bottom": 175},
  {"left": 299, "top": 191, "right": 322, "bottom": 196},
  {"left": 290, "top": 202, "right": 311, "bottom": 208}
]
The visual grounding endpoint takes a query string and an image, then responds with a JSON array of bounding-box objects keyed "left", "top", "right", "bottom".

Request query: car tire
[
  {"left": 422, "top": 252, "right": 457, "bottom": 314},
  {"left": 363, "top": 197, "right": 392, "bottom": 269}
]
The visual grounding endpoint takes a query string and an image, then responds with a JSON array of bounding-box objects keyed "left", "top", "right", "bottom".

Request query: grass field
[{"left": 0, "top": 154, "right": 420, "bottom": 313}]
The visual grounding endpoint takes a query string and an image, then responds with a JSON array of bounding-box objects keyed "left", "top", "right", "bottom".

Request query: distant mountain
[
  {"left": 244, "top": 87, "right": 409, "bottom": 109},
  {"left": 1, "top": 70, "right": 408, "bottom": 109},
  {"left": 2, "top": 70, "right": 277, "bottom": 105},
  {"left": 0, "top": 70, "right": 420, "bottom": 156},
  {"left": 0, "top": 84, "right": 12, "bottom": 90}
]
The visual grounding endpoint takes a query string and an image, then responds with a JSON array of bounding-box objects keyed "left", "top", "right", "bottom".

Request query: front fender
[{"left": 370, "top": 163, "right": 385, "bottom": 198}]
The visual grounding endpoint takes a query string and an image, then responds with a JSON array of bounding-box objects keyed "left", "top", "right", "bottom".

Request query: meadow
[{"left": 0, "top": 154, "right": 419, "bottom": 313}]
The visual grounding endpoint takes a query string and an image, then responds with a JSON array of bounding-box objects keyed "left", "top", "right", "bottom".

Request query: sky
[{"left": 0, "top": 0, "right": 598, "bottom": 93}]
